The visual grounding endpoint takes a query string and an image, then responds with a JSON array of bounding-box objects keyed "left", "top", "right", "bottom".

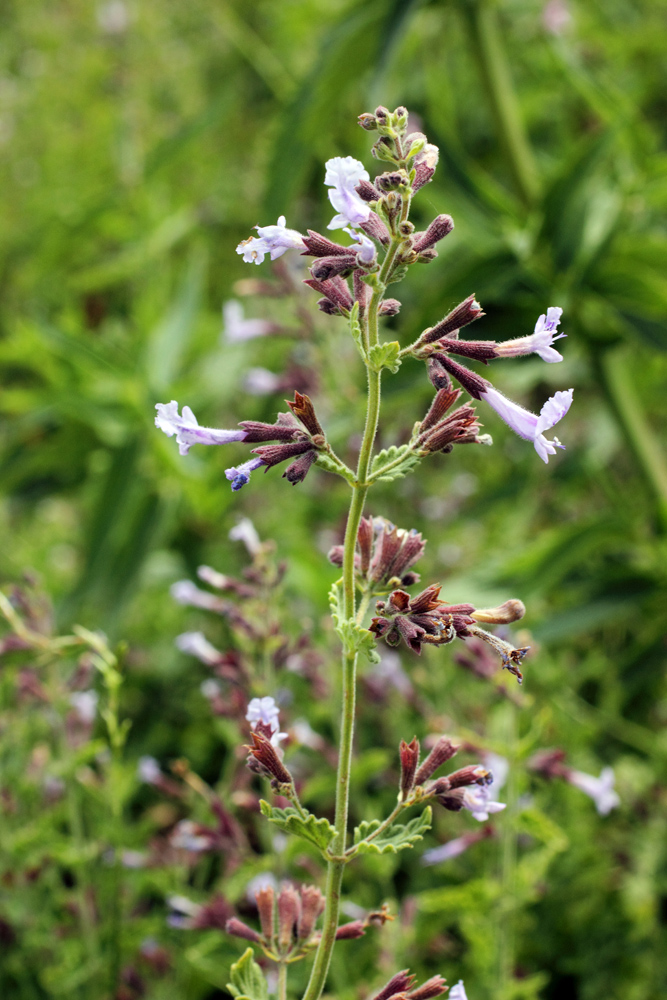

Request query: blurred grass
[{"left": 0, "top": 0, "right": 666, "bottom": 998}]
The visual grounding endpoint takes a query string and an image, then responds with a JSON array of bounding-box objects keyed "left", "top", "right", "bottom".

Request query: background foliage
[{"left": 0, "top": 1, "right": 666, "bottom": 998}]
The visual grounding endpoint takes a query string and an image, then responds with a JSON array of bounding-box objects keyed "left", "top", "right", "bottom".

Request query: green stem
[
  {"left": 278, "top": 961, "right": 288, "bottom": 1000},
  {"left": 497, "top": 702, "right": 518, "bottom": 995},
  {"left": 460, "top": 0, "right": 539, "bottom": 207},
  {"left": 594, "top": 345, "right": 667, "bottom": 532}
]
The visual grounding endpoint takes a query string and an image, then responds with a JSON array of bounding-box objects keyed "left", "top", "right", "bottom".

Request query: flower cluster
[{"left": 328, "top": 517, "right": 426, "bottom": 590}]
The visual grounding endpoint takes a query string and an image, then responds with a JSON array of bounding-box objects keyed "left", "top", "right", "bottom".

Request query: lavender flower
[
  {"left": 449, "top": 982, "right": 468, "bottom": 1000},
  {"left": 236, "top": 216, "right": 306, "bottom": 265},
  {"left": 200, "top": 679, "right": 221, "bottom": 700},
  {"left": 222, "top": 300, "right": 274, "bottom": 343},
  {"left": 243, "top": 367, "right": 281, "bottom": 395},
  {"left": 155, "top": 401, "right": 246, "bottom": 456},
  {"left": 246, "top": 696, "right": 288, "bottom": 748},
  {"left": 69, "top": 690, "right": 98, "bottom": 724},
  {"left": 137, "top": 756, "right": 162, "bottom": 785},
  {"left": 421, "top": 835, "right": 472, "bottom": 866},
  {"left": 325, "top": 157, "right": 372, "bottom": 230},
  {"left": 461, "top": 782, "right": 506, "bottom": 822},
  {"left": 229, "top": 517, "right": 261, "bottom": 555},
  {"left": 170, "top": 580, "right": 225, "bottom": 611},
  {"left": 225, "top": 457, "right": 265, "bottom": 491},
  {"left": 568, "top": 767, "right": 620, "bottom": 816},
  {"left": 495, "top": 307, "right": 566, "bottom": 363},
  {"left": 343, "top": 226, "right": 377, "bottom": 264},
  {"left": 480, "top": 386, "right": 573, "bottom": 463},
  {"left": 175, "top": 631, "right": 222, "bottom": 666}
]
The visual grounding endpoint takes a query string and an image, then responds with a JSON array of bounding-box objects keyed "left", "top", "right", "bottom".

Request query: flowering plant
[{"left": 155, "top": 106, "right": 577, "bottom": 1000}]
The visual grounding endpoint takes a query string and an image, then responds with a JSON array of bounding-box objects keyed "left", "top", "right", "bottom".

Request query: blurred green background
[{"left": 1, "top": 0, "right": 666, "bottom": 998}]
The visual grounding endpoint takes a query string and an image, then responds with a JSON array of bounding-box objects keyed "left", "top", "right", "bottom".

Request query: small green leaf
[
  {"left": 227, "top": 948, "right": 268, "bottom": 1000},
  {"left": 260, "top": 800, "right": 335, "bottom": 852},
  {"left": 370, "top": 445, "right": 421, "bottom": 482},
  {"left": 349, "top": 302, "right": 365, "bottom": 360},
  {"left": 353, "top": 806, "right": 432, "bottom": 855},
  {"left": 329, "top": 583, "right": 381, "bottom": 662},
  {"left": 368, "top": 341, "right": 401, "bottom": 374}
]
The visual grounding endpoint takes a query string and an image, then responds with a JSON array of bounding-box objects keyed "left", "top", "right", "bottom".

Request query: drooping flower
[
  {"left": 222, "top": 300, "right": 275, "bottom": 343},
  {"left": 568, "top": 767, "right": 620, "bottom": 816},
  {"left": 324, "top": 156, "right": 372, "bottom": 230},
  {"left": 236, "top": 216, "right": 305, "bottom": 265},
  {"left": 495, "top": 307, "right": 566, "bottom": 362},
  {"left": 225, "top": 457, "right": 265, "bottom": 492},
  {"left": 343, "top": 226, "right": 377, "bottom": 264},
  {"left": 480, "top": 386, "right": 574, "bottom": 463},
  {"left": 175, "top": 631, "right": 223, "bottom": 666},
  {"left": 155, "top": 401, "right": 246, "bottom": 456}
]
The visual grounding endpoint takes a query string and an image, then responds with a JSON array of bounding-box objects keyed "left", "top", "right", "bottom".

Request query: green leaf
[
  {"left": 368, "top": 341, "right": 401, "bottom": 374},
  {"left": 329, "top": 583, "right": 381, "bottom": 662},
  {"left": 259, "top": 800, "right": 335, "bottom": 852},
  {"left": 227, "top": 948, "right": 269, "bottom": 1000},
  {"left": 349, "top": 302, "right": 365, "bottom": 360},
  {"left": 353, "top": 806, "right": 432, "bottom": 855},
  {"left": 370, "top": 444, "right": 421, "bottom": 482}
]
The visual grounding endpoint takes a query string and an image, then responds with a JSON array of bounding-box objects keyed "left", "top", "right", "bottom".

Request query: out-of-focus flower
[
  {"left": 325, "top": 157, "right": 372, "bottom": 230},
  {"left": 421, "top": 828, "right": 492, "bottom": 866},
  {"left": 568, "top": 767, "right": 620, "bottom": 816},
  {"left": 225, "top": 457, "right": 265, "bottom": 492},
  {"left": 543, "top": 0, "right": 572, "bottom": 34},
  {"left": 222, "top": 300, "right": 275, "bottom": 343},
  {"left": 170, "top": 580, "right": 226, "bottom": 612},
  {"left": 200, "top": 679, "right": 221, "bottom": 699},
  {"left": 155, "top": 402, "right": 246, "bottom": 456},
  {"left": 69, "top": 690, "right": 98, "bottom": 724},
  {"left": 461, "top": 782, "right": 507, "bottom": 822},
  {"left": 243, "top": 367, "right": 281, "bottom": 395},
  {"left": 495, "top": 307, "right": 566, "bottom": 363},
  {"left": 480, "top": 386, "right": 573, "bottom": 463},
  {"left": 97, "top": 1, "right": 129, "bottom": 34},
  {"left": 137, "top": 756, "right": 162, "bottom": 785},
  {"left": 229, "top": 517, "right": 262, "bottom": 555},
  {"left": 236, "top": 216, "right": 305, "bottom": 265},
  {"left": 175, "top": 631, "right": 223, "bottom": 666},
  {"left": 449, "top": 982, "right": 468, "bottom": 1000}
]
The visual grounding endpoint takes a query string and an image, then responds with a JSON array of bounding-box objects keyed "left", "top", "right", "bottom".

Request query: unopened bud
[
  {"left": 413, "top": 215, "right": 454, "bottom": 253},
  {"left": 297, "top": 885, "right": 324, "bottom": 941},
  {"left": 356, "top": 179, "right": 381, "bottom": 203},
  {"left": 446, "top": 765, "right": 491, "bottom": 789},
  {"left": 421, "top": 295, "right": 484, "bottom": 344},
  {"left": 358, "top": 113, "right": 378, "bottom": 131},
  {"left": 287, "top": 391, "right": 323, "bottom": 437},
  {"left": 376, "top": 171, "right": 408, "bottom": 192},
  {"left": 406, "top": 976, "right": 448, "bottom": 1000},
  {"left": 225, "top": 917, "right": 261, "bottom": 943},
  {"left": 335, "top": 920, "right": 366, "bottom": 940},
  {"left": 277, "top": 884, "right": 300, "bottom": 951},
  {"left": 472, "top": 599, "right": 526, "bottom": 625},
  {"left": 255, "top": 885, "right": 275, "bottom": 942},
  {"left": 283, "top": 449, "right": 317, "bottom": 485},
  {"left": 399, "top": 738, "right": 420, "bottom": 800},
  {"left": 360, "top": 212, "right": 391, "bottom": 246},
  {"left": 373, "top": 971, "right": 417, "bottom": 1000},
  {"left": 245, "top": 732, "right": 292, "bottom": 785},
  {"left": 414, "top": 736, "right": 458, "bottom": 785}
]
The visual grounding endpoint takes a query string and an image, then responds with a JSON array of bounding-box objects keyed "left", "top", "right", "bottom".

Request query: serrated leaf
[
  {"left": 329, "top": 583, "right": 381, "bottom": 662},
  {"left": 260, "top": 800, "right": 335, "bottom": 852},
  {"left": 370, "top": 445, "right": 421, "bottom": 482},
  {"left": 227, "top": 948, "right": 268, "bottom": 1000},
  {"left": 353, "top": 806, "right": 432, "bottom": 855},
  {"left": 368, "top": 341, "right": 401, "bottom": 373}
]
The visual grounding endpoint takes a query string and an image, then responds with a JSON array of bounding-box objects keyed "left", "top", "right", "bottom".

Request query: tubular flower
[
  {"left": 222, "top": 300, "right": 276, "bottom": 343},
  {"left": 225, "top": 457, "right": 265, "bottom": 492},
  {"left": 480, "top": 386, "right": 574, "bottom": 463},
  {"left": 567, "top": 767, "right": 620, "bottom": 816},
  {"left": 155, "top": 402, "right": 246, "bottom": 456},
  {"left": 495, "top": 307, "right": 566, "bottom": 362},
  {"left": 325, "top": 156, "right": 372, "bottom": 229},
  {"left": 236, "top": 216, "right": 306, "bottom": 265}
]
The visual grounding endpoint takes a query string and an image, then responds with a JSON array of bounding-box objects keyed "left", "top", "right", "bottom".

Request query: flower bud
[
  {"left": 358, "top": 516, "right": 374, "bottom": 574},
  {"left": 360, "top": 211, "right": 391, "bottom": 246},
  {"left": 297, "top": 885, "right": 324, "bottom": 941},
  {"left": 225, "top": 917, "right": 261, "bottom": 943},
  {"left": 255, "top": 885, "right": 275, "bottom": 942},
  {"left": 245, "top": 732, "right": 292, "bottom": 785},
  {"left": 471, "top": 599, "right": 526, "bottom": 625},
  {"left": 356, "top": 179, "right": 381, "bottom": 202},
  {"left": 335, "top": 920, "right": 366, "bottom": 940},
  {"left": 379, "top": 298, "right": 401, "bottom": 316},
  {"left": 414, "top": 736, "right": 459, "bottom": 785},
  {"left": 406, "top": 976, "right": 448, "bottom": 1000},
  {"left": 399, "top": 737, "right": 420, "bottom": 800},
  {"left": 376, "top": 170, "right": 409, "bottom": 192},
  {"left": 287, "top": 391, "right": 323, "bottom": 437},
  {"left": 302, "top": 230, "right": 353, "bottom": 258},
  {"left": 420, "top": 387, "right": 463, "bottom": 432},
  {"left": 358, "top": 112, "right": 378, "bottom": 131},
  {"left": 445, "top": 765, "right": 491, "bottom": 789},
  {"left": 283, "top": 450, "right": 317, "bottom": 485},
  {"left": 430, "top": 354, "right": 488, "bottom": 399},
  {"left": 412, "top": 215, "right": 454, "bottom": 253},
  {"left": 373, "top": 971, "right": 417, "bottom": 1000},
  {"left": 304, "top": 275, "right": 353, "bottom": 312},
  {"left": 427, "top": 358, "right": 453, "bottom": 391},
  {"left": 421, "top": 295, "right": 484, "bottom": 343},
  {"left": 310, "top": 255, "right": 357, "bottom": 280},
  {"left": 277, "top": 883, "right": 300, "bottom": 951}
]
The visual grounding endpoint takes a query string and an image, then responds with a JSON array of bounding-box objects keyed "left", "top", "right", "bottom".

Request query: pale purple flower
[
  {"left": 137, "top": 755, "right": 162, "bottom": 785},
  {"left": 568, "top": 767, "right": 620, "bottom": 816},
  {"left": 69, "top": 690, "right": 98, "bottom": 724},
  {"left": 155, "top": 401, "right": 246, "bottom": 456},
  {"left": 483, "top": 752, "right": 509, "bottom": 791},
  {"left": 170, "top": 820, "right": 210, "bottom": 852},
  {"left": 243, "top": 367, "right": 281, "bottom": 396},
  {"left": 449, "top": 982, "right": 468, "bottom": 1000},
  {"left": 170, "top": 580, "right": 224, "bottom": 611},
  {"left": 324, "top": 156, "right": 371, "bottom": 230},
  {"left": 421, "top": 835, "right": 471, "bottom": 866},
  {"left": 225, "top": 456, "right": 264, "bottom": 492},
  {"left": 222, "top": 300, "right": 274, "bottom": 343},
  {"left": 246, "top": 695, "right": 288, "bottom": 748},
  {"left": 236, "top": 216, "right": 305, "bottom": 265},
  {"left": 462, "top": 783, "right": 506, "bottom": 822},
  {"left": 496, "top": 307, "right": 566, "bottom": 363},
  {"left": 175, "top": 631, "right": 222, "bottom": 666},
  {"left": 200, "top": 678, "right": 221, "bottom": 700},
  {"left": 343, "top": 226, "right": 376, "bottom": 264},
  {"left": 229, "top": 517, "right": 261, "bottom": 555},
  {"left": 480, "top": 386, "right": 573, "bottom": 463}
]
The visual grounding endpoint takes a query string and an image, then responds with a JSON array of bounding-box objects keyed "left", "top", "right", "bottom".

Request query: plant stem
[
  {"left": 460, "top": 0, "right": 539, "bottom": 207},
  {"left": 497, "top": 701, "right": 518, "bottom": 996},
  {"left": 278, "top": 961, "right": 288, "bottom": 1000}
]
